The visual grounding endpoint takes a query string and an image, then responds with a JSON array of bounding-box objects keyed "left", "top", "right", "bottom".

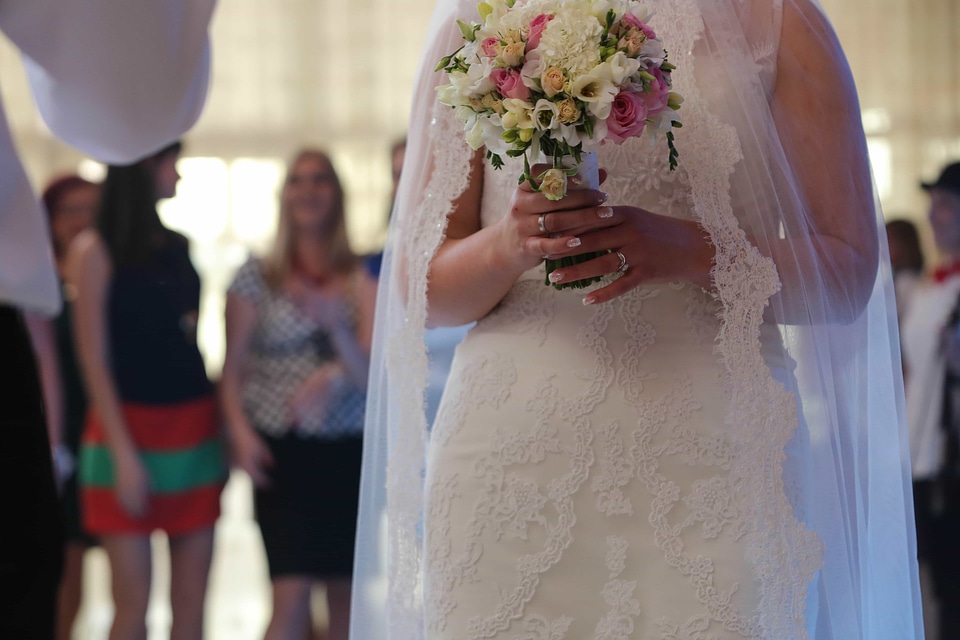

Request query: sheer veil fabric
[{"left": 351, "top": 0, "right": 924, "bottom": 637}]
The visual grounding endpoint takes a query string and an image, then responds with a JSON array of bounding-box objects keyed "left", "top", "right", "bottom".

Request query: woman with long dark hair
[
  {"left": 220, "top": 149, "right": 376, "bottom": 640},
  {"left": 68, "top": 142, "right": 225, "bottom": 640}
]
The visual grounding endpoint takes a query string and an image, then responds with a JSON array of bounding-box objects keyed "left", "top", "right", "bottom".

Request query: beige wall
[{"left": 820, "top": 0, "right": 960, "bottom": 223}]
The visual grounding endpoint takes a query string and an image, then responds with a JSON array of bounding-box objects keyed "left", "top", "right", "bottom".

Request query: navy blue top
[{"left": 108, "top": 236, "right": 211, "bottom": 404}]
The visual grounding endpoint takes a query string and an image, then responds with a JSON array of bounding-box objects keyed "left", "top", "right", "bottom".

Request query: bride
[{"left": 352, "top": 0, "right": 924, "bottom": 638}]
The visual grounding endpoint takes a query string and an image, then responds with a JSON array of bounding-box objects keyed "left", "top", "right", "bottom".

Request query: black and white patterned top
[{"left": 228, "top": 257, "right": 365, "bottom": 440}]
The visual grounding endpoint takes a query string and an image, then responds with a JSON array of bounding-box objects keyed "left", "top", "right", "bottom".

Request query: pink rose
[
  {"left": 639, "top": 67, "right": 670, "bottom": 117},
  {"left": 605, "top": 90, "right": 648, "bottom": 144},
  {"left": 526, "top": 14, "right": 554, "bottom": 51},
  {"left": 620, "top": 13, "right": 656, "bottom": 40},
  {"left": 482, "top": 37, "right": 499, "bottom": 58},
  {"left": 492, "top": 68, "right": 531, "bottom": 100}
]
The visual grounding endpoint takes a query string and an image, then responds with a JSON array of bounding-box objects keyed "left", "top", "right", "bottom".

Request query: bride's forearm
[
  {"left": 761, "top": 232, "right": 878, "bottom": 324},
  {"left": 426, "top": 224, "right": 530, "bottom": 328}
]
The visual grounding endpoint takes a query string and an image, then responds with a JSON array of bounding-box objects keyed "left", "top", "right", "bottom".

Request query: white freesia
[
  {"left": 502, "top": 98, "right": 535, "bottom": 130},
  {"left": 450, "top": 57, "right": 496, "bottom": 99},
  {"left": 604, "top": 52, "right": 642, "bottom": 85},
  {"left": 569, "top": 73, "right": 618, "bottom": 119},
  {"left": 437, "top": 84, "right": 464, "bottom": 108},
  {"left": 589, "top": 0, "right": 627, "bottom": 20},
  {"left": 465, "top": 113, "right": 508, "bottom": 154},
  {"left": 520, "top": 50, "right": 546, "bottom": 90},
  {"left": 532, "top": 99, "right": 560, "bottom": 131},
  {"left": 556, "top": 123, "right": 583, "bottom": 147},
  {"left": 638, "top": 38, "right": 666, "bottom": 67},
  {"left": 627, "top": 4, "right": 654, "bottom": 24}
]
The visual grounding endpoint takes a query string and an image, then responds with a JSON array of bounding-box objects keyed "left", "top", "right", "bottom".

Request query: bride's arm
[
  {"left": 766, "top": 0, "right": 879, "bottom": 318},
  {"left": 425, "top": 151, "right": 604, "bottom": 327}
]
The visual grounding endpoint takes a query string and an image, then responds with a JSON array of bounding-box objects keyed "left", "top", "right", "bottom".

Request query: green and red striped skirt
[{"left": 79, "top": 396, "right": 226, "bottom": 536}]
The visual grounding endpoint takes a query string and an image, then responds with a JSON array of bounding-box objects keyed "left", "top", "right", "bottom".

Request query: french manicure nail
[
  {"left": 598, "top": 206, "right": 613, "bottom": 219},
  {"left": 567, "top": 237, "right": 582, "bottom": 248},
  {"left": 549, "top": 271, "right": 564, "bottom": 283},
  {"left": 583, "top": 295, "right": 597, "bottom": 305}
]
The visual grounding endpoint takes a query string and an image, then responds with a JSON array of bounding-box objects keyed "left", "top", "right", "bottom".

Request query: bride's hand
[
  {"left": 544, "top": 204, "right": 715, "bottom": 304},
  {"left": 496, "top": 163, "right": 611, "bottom": 274}
]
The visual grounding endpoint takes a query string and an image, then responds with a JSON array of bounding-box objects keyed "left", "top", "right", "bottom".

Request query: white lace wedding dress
[{"left": 423, "top": 135, "right": 803, "bottom": 639}]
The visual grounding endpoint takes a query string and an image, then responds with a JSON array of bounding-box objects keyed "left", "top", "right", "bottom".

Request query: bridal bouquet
[{"left": 436, "top": 0, "right": 683, "bottom": 288}]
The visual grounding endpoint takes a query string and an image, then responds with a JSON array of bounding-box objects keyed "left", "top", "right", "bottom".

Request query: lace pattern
[{"left": 664, "top": 0, "right": 823, "bottom": 636}]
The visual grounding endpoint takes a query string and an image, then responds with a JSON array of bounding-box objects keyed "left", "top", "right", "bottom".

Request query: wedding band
[
  {"left": 538, "top": 213, "right": 548, "bottom": 234},
  {"left": 615, "top": 250, "right": 629, "bottom": 274}
]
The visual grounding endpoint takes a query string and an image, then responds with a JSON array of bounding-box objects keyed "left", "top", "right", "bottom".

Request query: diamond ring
[{"left": 615, "top": 250, "right": 629, "bottom": 274}]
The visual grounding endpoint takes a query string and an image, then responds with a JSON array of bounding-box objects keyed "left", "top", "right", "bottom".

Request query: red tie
[{"left": 933, "top": 261, "right": 960, "bottom": 283}]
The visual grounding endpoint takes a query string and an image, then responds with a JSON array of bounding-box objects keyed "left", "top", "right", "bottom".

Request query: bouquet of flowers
[{"left": 436, "top": 0, "right": 683, "bottom": 288}]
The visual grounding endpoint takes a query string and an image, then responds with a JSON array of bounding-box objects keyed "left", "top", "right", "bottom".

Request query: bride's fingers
[
  {"left": 582, "top": 272, "right": 639, "bottom": 305},
  {"left": 534, "top": 204, "right": 620, "bottom": 236},
  {"left": 512, "top": 188, "right": 608, "bottom": 220},
  {"left": 523, "top": 234, "right": 582, "bottom": 259},
  {"left": 546, "top": 250, "right": 625, "bottom": 286}
]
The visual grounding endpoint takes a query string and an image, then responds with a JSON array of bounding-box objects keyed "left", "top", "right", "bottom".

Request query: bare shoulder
[
  {"left": 65, "top": 229, "right": 111, "bottom": 283},
  {"left": 779, "top": 0, "right": 845, "bottom": 72},
  {"left": 775, "top": 0, "right": 859, "bottom": 117}
]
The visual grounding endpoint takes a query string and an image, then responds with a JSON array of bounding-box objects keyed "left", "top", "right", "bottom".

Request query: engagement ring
[{"left": 615, "top": 250, "right": 629, "bottom": 274}]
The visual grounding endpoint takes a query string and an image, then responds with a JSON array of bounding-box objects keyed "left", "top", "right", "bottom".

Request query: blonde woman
[{"left": 220, "top": 150, "right": 376, "bottom": 640}]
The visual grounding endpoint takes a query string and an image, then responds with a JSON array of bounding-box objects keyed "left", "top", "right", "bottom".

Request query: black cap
[{"left": 922, "top": 162, "right": 960, "bottom": 194}]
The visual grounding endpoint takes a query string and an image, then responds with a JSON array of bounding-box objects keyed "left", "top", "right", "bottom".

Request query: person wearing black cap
[{"left": 902, "top": 160, "right": 960, "bottom": 640}]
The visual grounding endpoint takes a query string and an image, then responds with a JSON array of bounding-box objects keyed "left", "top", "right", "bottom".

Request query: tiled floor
[{"left": 68, "top": 470, "right": 330, "bottom": 640}]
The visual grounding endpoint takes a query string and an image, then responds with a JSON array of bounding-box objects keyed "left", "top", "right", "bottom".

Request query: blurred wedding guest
[
  {"left": 0, "top": 2, "right": 214, "bottom": 636},
  {"left": 68, "top": 142, "right": 226, "bottom": 640},
  {"left": 886, "top": 218, "right": 926, "bottom": 326},
  {"left": 364, "top": 138, "right": 407, "bottom": 279},
  {"left": 902, "top": 161, "right": 960, "bottom": 640},
  {"left": 220, "top": 150, "right": 376, "bottom": 640},
  {"left": 25, "top": 175, "right": 101, "bottom": 640}
]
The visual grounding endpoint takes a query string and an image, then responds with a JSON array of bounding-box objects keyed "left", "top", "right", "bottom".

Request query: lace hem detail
[{"left": 667, "top": 0, "right": 823, "bottom": 637}]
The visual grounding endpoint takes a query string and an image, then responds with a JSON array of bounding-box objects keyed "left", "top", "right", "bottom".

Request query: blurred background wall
[{"left": 1, "top": 0, "right": 957, "bottom": 375}]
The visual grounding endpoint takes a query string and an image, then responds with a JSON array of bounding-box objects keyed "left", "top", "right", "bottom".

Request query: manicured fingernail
[
  {"left": 597, "top": 192, "right": 609, "bottom": 203},
  {"left": 598, "top": 206, "right": 613, "bottom": 219},
  {"left": 567, "top": 237, "right": 581, "bottom": 248},
  {"left": 583, "top": 295, "right": 597, "bottom": 305},
  {"left": 549, "top": 271, "right": 564, "bottom": 283},
  {"left": 569, "top": 175, "right": 582, "bottom": 186}
]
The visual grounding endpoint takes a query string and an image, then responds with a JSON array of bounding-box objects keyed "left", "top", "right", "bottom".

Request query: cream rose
[
  {"left": 540, "top": 66, "right": 566, "bottom": 98},
  {"left": 539, "top": 168, "right": 567, "bottom": 201},
  {"left": 556, "top": 98, "right": 581, "bottom": 124},
  {"left": 500, "top": 41, "right": 526, "bottom": 67}
]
